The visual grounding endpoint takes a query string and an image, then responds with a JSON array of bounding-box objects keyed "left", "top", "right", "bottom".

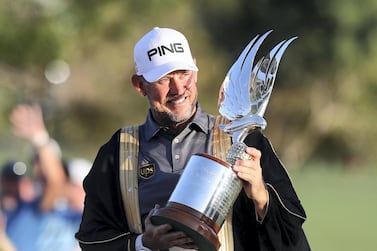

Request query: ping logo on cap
[
  {"left": 134, "top": 27, "right": 198, "bottom": 82},
  {"left": 147, "top": 43, "right": 185, "bottom": 61}
]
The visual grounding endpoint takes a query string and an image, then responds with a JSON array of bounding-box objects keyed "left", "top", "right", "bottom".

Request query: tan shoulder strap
[
  {"left": 213, "top": 116, "right": 234, "bottom": 251},
  {"left": 119, "top": 126, "right": 143, "bottom": 234}
]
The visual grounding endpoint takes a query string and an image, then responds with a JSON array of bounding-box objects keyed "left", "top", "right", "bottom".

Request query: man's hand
[
  {"left": 10, "top": 103, "right": 48, "bottom": 143},
  {"left": 142, "top": 205, "right": 198, "bottom": 250},
  {"left": 232, "top": 147, "right": 268, "bottom": 218}
]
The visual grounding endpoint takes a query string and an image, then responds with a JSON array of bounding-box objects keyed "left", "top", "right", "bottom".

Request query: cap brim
[{"left": 142, "top": 60, "right": 199, "bottom": 83}]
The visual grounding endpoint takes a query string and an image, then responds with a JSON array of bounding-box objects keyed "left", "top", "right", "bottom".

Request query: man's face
[{"left": 142, "top": 70, "right": 198, "bottom": 126}]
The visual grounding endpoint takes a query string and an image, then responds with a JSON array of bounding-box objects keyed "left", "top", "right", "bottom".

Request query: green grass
[{"left": 289, "top": 164, "right": 377, "bottom": 251}]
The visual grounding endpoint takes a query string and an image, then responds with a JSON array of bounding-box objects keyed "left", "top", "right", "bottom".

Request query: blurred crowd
[{"left": 0, "top": 104, "right": 91, "bottom": 251}]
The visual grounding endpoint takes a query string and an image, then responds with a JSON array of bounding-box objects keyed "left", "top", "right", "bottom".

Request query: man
[{"left": 75, "top": 27, "right": 311, "bottom": 251}]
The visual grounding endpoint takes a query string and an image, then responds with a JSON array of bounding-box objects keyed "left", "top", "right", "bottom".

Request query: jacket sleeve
[
  {"left": 75, "top": 129, "right": 139, "bottom": 251},
  {"left": 232, "top": 130, "right": 311, "bottom": 251}
]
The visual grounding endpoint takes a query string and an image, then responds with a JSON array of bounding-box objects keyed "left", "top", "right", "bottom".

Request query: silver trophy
[{"left": 151, "top": 30, "right": 297, "bottom": 251}]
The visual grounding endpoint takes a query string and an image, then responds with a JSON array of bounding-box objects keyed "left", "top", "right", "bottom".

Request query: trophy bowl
[{"left": 151, "top": 153, "right": 241, "bottom": 251}]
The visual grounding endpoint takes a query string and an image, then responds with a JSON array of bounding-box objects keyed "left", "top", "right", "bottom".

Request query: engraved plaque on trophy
[{"left": 151, "top": 30, "right": 297, "bottom": 251}]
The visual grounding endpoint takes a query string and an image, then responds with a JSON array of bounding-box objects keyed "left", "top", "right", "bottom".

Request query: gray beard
[{"left": 151, "top": 104, "right": 196, "bottom": 127}]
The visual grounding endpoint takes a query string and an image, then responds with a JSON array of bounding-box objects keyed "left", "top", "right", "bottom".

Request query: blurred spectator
[
  {"left": 0, "top": 103, "right": 91, "bottom": 251},
  {"left": 0, "top": 211, "right": 16, "bottom": 251},
  {"left": 10, "top": 104, "right": 67, "bottom": 212},
  {"left": 0, "top": 160, "right": 34, "bottom": 213},
  {"left": 0, "top": 161, "right": 30, "bottom": 251},
  {"left": 63, "top": 158, "right": 92, "bottom": 213}
]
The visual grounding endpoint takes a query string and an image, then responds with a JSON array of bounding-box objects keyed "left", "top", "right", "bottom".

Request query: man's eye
[
  {"left": 183, "top": 71, "right": 191, "bottom": 77},
  {"left": 160, "top": 77, "right": 170, "bottom": 83}
]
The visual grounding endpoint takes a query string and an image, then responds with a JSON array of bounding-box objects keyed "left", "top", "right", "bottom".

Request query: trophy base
[{"left": 150, "top": 202, "right": 220, "bottom": 251}]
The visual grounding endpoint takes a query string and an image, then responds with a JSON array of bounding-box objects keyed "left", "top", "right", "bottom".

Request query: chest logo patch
[{"left": 139, "top": 163, "right": 155, "bottom": 179}]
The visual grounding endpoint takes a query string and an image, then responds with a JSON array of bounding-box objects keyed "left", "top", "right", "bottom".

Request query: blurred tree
[{"left": 1, "top": 0, "right": 376, "bottom": 167}]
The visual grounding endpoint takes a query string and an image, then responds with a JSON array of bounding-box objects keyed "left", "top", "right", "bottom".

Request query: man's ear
[{"left": 131, "top": 74, "right": 146, "bottom": 96}]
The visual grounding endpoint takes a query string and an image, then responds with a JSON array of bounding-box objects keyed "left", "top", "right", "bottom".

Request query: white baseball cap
[{"left": 134, "top": 27, "right": 199, "bottom": 83}]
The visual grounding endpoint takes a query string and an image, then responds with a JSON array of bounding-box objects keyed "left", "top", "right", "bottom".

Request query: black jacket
[{"left": 75, "top": 129, "right": 311, "bottom": 251}]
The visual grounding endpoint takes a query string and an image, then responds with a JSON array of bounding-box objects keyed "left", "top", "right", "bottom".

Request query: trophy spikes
[{"left": 218, "top": 30, "right": 297, "bottom": 143}]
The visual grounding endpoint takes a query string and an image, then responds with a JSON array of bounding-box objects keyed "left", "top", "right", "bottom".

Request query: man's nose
[{"left": 169, "top": 75, "right": 191, "bottom": 94}]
